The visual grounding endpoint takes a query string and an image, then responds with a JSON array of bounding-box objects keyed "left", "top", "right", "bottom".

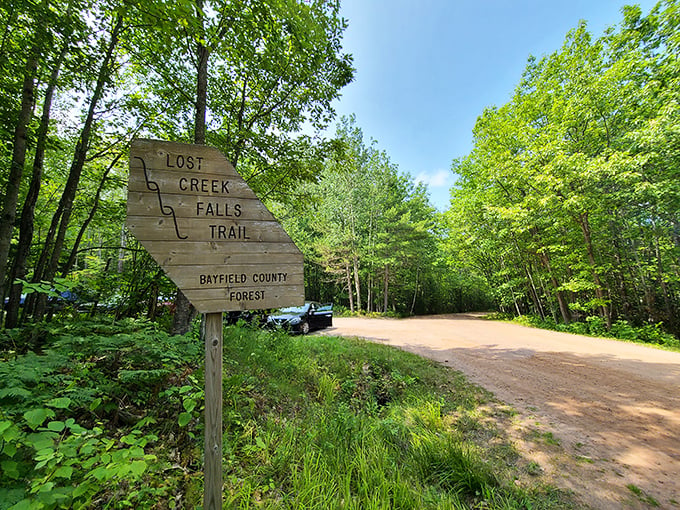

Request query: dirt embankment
[{"left": 321, "top": 314, "right": 680, "bottom": 509}]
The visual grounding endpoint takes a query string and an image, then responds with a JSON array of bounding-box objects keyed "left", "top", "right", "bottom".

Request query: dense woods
[
  {"left": 446, "top": 1, "right": 680, "bottom": 336},
  {"left": 280, "top": 116, "right": 492, "bottom": 315},
  {"left": 0, "top": 0, "right": 357, "bottom": 328},
  {"left": 0, "top": 0, "right": 490, "bottom": 330},
  {"left": 0, "top": 0, "right": 678, "bottom": 336}
]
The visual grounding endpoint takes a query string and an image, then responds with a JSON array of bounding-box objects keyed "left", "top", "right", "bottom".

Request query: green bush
[{"left": 506, "top": 314, "right": 680, "bottom": 349}]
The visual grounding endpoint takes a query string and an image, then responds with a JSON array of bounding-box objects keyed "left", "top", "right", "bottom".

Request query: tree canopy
[
  {"left": 1, "top": 0, "right": 677, "bottom": 340},
  {"left": 0, "top": 0, "right": 355, "bottom": 327},
  {"left": 445, "top": 0, "right": 680, "bottom": 335}
]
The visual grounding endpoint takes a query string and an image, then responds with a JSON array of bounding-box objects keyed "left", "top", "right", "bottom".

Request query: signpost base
[{"left": 203, "top": 312, "right": 223, "bottom": 509}]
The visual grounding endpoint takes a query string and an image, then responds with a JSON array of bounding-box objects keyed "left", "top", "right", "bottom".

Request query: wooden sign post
[{"left": 126, "top": 139, "right": 304, "bottom": 509}]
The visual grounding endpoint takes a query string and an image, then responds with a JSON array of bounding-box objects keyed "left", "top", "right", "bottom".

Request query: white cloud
[{"left": 413, "top": 169, "right": 451, "bottom": 188}]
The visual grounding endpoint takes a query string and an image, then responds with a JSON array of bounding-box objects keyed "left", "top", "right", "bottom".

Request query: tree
[
  {"left": 282, "top": 116, "right": 456, "bottom": 316},
  {"left": 0, "top": 0, "right": 354, "bottom": 330},
  {"left": 123, "top": 0, "right": 353, "bottom": 332},
  {"left": 445, "top": 0, "right": 680, "bottom": 334}
]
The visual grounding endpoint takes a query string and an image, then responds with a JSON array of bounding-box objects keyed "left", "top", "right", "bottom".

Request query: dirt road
[{"left": 320, "top": 313, "right": 680, "bottom": 509}]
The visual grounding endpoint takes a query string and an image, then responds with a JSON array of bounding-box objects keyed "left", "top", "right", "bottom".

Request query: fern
[{"left": 0, "top": 386, "right": 32, "bottom": 401}]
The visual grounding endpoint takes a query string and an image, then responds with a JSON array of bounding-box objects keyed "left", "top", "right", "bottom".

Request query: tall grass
[{"left": 216, "top": 324, "right": 574, "bottom": 509}]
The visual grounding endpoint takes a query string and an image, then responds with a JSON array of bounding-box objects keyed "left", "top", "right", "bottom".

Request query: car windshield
[{"left": 277, "top": 304, "right": 309, "bottom": 314}]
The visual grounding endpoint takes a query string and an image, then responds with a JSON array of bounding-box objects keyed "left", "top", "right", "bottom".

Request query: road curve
[{"left": 319, "top": 313, "right": 680, "bottom": 509}]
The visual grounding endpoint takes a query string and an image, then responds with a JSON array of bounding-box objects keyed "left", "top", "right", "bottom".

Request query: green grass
[
  {"left": 487, "top": 312, "right": 680, "bottom": 351},
  {"left": 214, "top": 323, "right": 576, "bottom": 508},
  {"left": 0, "top": 318, "right": 578, "bottom": 509},
  {"left": 627, "top": 484, "right": 660, "bottom": 507}
]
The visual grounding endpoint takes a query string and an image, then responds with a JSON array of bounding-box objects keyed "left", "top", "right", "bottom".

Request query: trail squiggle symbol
[{"left": 135, "top": 156, "right": 188, "bottom": 240}]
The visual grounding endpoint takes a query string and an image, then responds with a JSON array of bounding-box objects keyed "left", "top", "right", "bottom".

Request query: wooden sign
[{"left": 126, "top": 139, "right": 304, "bottom": 312}]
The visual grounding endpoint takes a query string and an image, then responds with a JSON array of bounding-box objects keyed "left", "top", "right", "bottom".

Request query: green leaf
[
  {"left": 130, "top": 460, "right": 147, "bottom": 477},
  {"left": 36, "top": 481, "right": 54, "bottom": 493},
  {"left": 73, "top": 483, "right": 91, "bottom": 498},
  {"left": 0, "top": 421, "right": 12, "bottom": 435},
  {"left": 89, "top": 398, "right": 102, "bottom": 411},
  {"left": 35, "top": 447, "right": 56, "bottom": 461},
  {"left": 178, "top": 412, "right": 192, "bottom": 427},
  {"left": 1, "top": 460, "right": 20, "bottom": 479},
  {"left": 1, "top": 422, "right": 20, "bottom": 442},
  {"left": 26, "top": 432, "right": 58, "bottom": 451},
  {"left": 46, "top": 397, "right": 71, "bottom": 409},
  {"left": 3, "top": 442, "right": 17, "bottom": 458},
  {"left": 111, "top": 449, "right": 129, "bottom": 463},
  {"left": 23, "top": 409, "right": 56, "bottom": 430},
  {"left": 47, "top": 421, "right": 65, "bottom": 432},
  {"left": 53, "top": 465, "right": 74, "bottom": 479},
  {"left": 8, "top": 498, "right": 32, "bottom": 510},
  {"left": 130, "top": 446, "right": 145, "bottom": 458},
  {"left": 182, "top": 398, "right": 197, "bottom": 413}
]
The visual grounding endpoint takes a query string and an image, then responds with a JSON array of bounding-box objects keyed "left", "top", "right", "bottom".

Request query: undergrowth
[
  {"left": 488, "top": 313, "right": 680, "bottom": 349},
  {"left": 1, "top": 317, "right": 576, "bottom": 509}
]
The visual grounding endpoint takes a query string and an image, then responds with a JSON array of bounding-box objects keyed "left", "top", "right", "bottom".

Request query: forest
[
  {"left": 446, "top": 1, "right": 680, "bottom": 337},
  {"left": 1, "top": 0, "right": 679, "bottom": 508},
  {"left": 0, "top": 0, "right": 678, "bottom": 337}
]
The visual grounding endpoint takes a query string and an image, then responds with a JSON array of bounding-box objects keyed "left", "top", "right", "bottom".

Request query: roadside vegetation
[
  {"left": 1, "top": 318, "right": 577, "bottom": 509},
  {"left": 489, "top": 312, "right": 680, "bottom": 351}
]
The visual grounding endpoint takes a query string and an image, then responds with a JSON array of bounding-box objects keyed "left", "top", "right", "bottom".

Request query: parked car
[{"left": 265, "top": 302, "right": 333, "bottom": 334}]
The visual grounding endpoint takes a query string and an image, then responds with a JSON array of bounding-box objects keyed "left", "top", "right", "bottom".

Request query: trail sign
[
  {"left": 127, "top": 138, "right": 304, "bottom": 509},
  {"left": 126, "top": 139, "right": 304, "bottom": 312}
]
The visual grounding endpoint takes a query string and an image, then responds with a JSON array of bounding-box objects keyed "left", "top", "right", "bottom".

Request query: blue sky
[{"left": 329, "top": 0, "right": 659, "bottom": 210}]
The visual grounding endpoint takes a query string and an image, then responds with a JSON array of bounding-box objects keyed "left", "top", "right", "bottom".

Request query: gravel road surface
[{"left": 320, "top": 313, "right": 680, "bottom": 509}]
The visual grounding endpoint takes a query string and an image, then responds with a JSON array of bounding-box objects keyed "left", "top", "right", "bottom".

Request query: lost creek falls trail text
[{"left": 168, "top": 152, "right": 253, "bottom": 240}]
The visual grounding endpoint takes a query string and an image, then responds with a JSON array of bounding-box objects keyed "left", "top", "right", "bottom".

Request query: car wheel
[{"left": 300, "top": 321, "right": 310, "bottom": 335}]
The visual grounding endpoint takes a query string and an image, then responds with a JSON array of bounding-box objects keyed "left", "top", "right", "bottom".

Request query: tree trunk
[
  {"left": 525, "top": 264, "right": 545, "bottom": 320},
  {"left": 367, "top": 273, "right": 373, "bottom": 313},
  {"left": 172, "top": 5, "right": 208, "bottom": 336},
  {"left": 510, "top": 233, "right": 544, "bottom": 320},
  {"left": 31, "top": 15, "right": 123, "bottom": 320},
  {"left": 577, "top": 212, "right": 610, "bottom": 327},
  {"left": 383, "top": 265, "right": 389, "bottom": 313},
  {"left": 4, "top": 38, "right": 68, "bottom": 328},
  {"left": 346, "top": 262, "right": 354, "bottom": 312},
  {"left": 655, "top": 238, "right": 674, "bottom": 328},
  {"left": 410, "top": 266, "right": 419, "bottom": 315},
  {"left": 60, "top": 152, "right": 123, "bottom": 276},
  {"left": 118, "top": 226, "right": 127, "bottom": 273},
  {"left": 538, "top": 251, "right": 572, "bottom": 324},
  {"left": 352, "top": 254, "right": 361, "bottom": 312},
  {"left": 538, "top": 274, "right": 558, "bottom": 322},
  {"left": 0, "top": 53, "right": 38, "bottom": 318}
]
